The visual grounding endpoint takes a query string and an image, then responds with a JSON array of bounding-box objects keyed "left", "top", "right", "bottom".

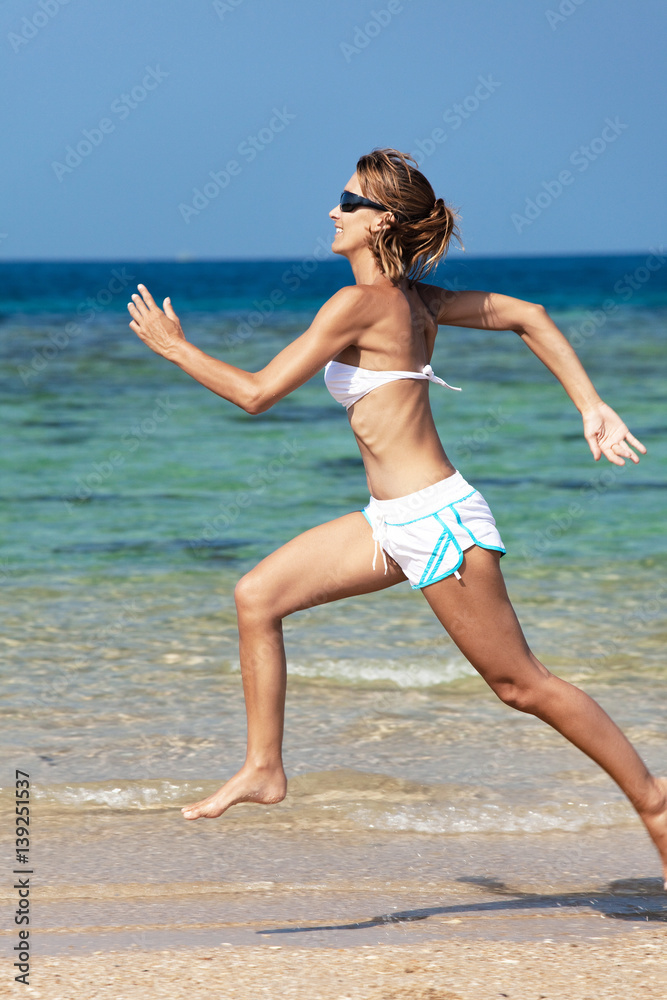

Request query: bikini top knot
[{"left": 324, "top": 359, "right": 461, "bottom": 410}]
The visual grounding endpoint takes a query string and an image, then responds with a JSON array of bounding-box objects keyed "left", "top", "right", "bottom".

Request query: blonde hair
[{"left": 356, "top": 147, "right": 463, "bottom": 285}]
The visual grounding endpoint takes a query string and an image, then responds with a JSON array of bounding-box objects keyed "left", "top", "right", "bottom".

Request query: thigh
[
  {"left": 420, "top": 545, "right": 549, "bottom": 685},
  {"left": 237, "top": 512, "right": 407, "bottom": 618}
]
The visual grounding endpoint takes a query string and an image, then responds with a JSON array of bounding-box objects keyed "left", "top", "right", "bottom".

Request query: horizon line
[{"left": 0, "top": 248, "right": 662, "bottom": 265}]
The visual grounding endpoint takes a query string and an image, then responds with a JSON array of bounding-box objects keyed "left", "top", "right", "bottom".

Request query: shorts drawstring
[{"left": 368, "top": 508, "right": 389, "bottom": 575}]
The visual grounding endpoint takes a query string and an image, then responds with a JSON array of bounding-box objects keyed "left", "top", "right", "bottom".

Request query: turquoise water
[{"left": 1, "top": 255, "right": 665, "bottom": 835}]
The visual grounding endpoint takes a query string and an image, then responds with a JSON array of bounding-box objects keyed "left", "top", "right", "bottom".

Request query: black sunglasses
[{"left": 339, "top": 190, "right": 390, "bottom": 213}]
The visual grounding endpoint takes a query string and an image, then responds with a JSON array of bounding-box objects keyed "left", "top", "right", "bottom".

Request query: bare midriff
[{"left": 347, "top": 378, "right": 457, "bottom": 500}]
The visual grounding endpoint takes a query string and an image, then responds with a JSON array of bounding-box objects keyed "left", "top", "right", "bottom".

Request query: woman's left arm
[{"left": 427, "top": 286, "right": 646, "bottom": 466}]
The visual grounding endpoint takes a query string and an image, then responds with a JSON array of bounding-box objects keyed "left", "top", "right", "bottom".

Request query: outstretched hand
[
  {"left": 582, "top": 401, "right": 646, "bottom": 465},
  {"left": 128, "top": 284, "right": 187, "bottom": 360}
]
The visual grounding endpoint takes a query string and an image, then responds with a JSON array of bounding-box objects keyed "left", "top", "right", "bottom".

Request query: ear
[{"left": 373, "top": 213, "right": 392, "bottom": 232}]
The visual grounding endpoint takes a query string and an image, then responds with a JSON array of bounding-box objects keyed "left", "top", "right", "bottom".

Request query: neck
[{"left": 346, "top": 246, "right": 395, "bottom": 287}]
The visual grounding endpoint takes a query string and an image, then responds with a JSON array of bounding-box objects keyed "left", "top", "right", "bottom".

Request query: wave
[
  {"left": 5, "top": 771, "right": 637, "bottom": 836},
  {"left": 242, "top": 656, "right": 477, "bottom": 688}
]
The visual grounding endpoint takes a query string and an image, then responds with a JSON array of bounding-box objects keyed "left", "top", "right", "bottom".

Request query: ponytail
[{"left": 356, "top": 148, "right": 464, "bottom": 285}]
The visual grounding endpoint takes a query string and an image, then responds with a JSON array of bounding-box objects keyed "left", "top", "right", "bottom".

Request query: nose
[{"left": 329, "top": 203, "right": 341, "bottom": 219}]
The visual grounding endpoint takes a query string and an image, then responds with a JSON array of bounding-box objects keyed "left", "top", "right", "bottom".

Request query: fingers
[
  {"left": 625, "top": 430, "right": 647, "bottom": 455},
  {"left": 617, "top": 439, "right": 641, "bottom": 464},
  {"left": 163, "top": 297, "right": 178, "bottom": 320},
  {"left": 128, "top": 285, "right": 178, "bottom": 328},
  {"left": 585, "top": 434, "right": 602, "bottom": 462},
  {"left": 602, "top": 444, "right": 626, "bottom": 467},
  {"left": 584, "top": 410, "right": 646, "bottom": 465},
  {"left": 130, "top": 285, "right": 161, "bottom": 319},
  {"left": 137, "top": 283, "right": 157, "bottom": 309},
  {"left": 602, "top": 437, "right": 642, "bottom": 466},
  {"left": 611, "top": 431, "right": 644, "bottom": 463},
  {"left": 127, "top": 303, "right": 144, "bottom": 333},
  {"left": 130, "top": 292, "right": 149, "bottom": 317}
]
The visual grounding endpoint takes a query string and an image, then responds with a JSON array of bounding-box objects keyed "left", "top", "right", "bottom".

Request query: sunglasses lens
[{"left": 339, "top": 191, "right": 388, "bottom": 213}]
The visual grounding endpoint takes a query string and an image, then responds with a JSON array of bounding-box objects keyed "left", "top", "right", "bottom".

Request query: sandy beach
[
  {"left": 2, "top": 808, "right": 665, "bottom": 999},
  {"left": 3, "top": 933, "right": 666, "bottom": 999}
]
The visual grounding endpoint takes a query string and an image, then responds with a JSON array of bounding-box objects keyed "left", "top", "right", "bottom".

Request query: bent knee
[{"left": 234, "top": 570, "right": 277, "bottom": 619}]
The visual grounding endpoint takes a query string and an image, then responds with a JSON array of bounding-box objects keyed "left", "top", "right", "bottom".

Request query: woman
[{"left": 128, "top": 148, "right": 666, "bottom": 885}]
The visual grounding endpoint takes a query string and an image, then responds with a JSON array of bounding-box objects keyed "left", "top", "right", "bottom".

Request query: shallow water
[{"left": 1, "top": 255, "right": 665, "bottom": 837}]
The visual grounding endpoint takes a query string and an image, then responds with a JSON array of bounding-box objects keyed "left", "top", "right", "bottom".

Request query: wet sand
[{"left": 1, "top": 807, "right": 665, "bottom": 997}]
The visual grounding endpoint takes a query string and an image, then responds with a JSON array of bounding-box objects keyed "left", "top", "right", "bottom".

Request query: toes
[
  {"left": 181, "top": 801, "right": 205, "bottom": 819},
  {"left": 181, "top": 795, "right": 221, "bottom": 820}
]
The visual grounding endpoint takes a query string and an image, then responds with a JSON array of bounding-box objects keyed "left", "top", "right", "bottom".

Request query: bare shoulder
[
  {"left": 320, "top": 283, "right": 372, "bottom": 314},
  {"left": 316, "top": 284, "right": 379, "bottom": 327}
]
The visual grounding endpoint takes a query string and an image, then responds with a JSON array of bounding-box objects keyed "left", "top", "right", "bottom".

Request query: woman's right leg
[
  {"left": 182, "top": 512, "right": 406, "bottom": 819},
  {"left": 420, "top": 545, "right": 667, "bottom": 886}
]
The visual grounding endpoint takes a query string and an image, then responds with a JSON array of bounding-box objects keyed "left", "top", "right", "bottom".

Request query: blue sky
[{"left": 2, "top": 0, "right": 665, "bottom": 260}]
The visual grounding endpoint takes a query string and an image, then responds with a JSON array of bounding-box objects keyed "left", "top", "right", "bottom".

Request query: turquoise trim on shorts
[{"left": 360, "top": 471, "right": 506, "bottom": 590}]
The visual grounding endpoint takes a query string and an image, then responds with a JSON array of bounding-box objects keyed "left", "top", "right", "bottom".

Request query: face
[{"left": 329, "top": 171, "right": 390, "bottom": 255}]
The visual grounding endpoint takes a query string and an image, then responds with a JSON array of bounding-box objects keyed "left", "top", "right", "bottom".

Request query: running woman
[{"left": 128, "top": 148, "right": 667, "bottom": 886}]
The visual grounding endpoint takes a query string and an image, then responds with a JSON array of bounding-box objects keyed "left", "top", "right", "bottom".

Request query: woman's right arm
[{"left": 128, "top": 283, "right": 369, "bottom": 413}]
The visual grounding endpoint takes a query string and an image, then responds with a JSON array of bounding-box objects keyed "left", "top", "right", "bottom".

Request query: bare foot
[
  {"left": 181, "top": 763, "right": 287, "bottom": 820},
  {"left": 637, "top": 776, "right": 667, "bottom": 889}
]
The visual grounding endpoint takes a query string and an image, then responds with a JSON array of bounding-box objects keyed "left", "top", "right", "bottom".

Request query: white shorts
[{"left": 361, "top": 470, "right": 506, "bottom": 589}]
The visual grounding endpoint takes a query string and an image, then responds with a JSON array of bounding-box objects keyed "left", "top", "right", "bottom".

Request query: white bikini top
[{"left": 323, "top": 359, "right": 461, "bottom": 410}]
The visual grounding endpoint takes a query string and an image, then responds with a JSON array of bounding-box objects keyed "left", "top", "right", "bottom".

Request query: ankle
[
  {"left": 636, "top": 777, "right": 667, "bottom": 818},
  {"left": 244, "top": 756, "right": 284, "bottom": 773}
]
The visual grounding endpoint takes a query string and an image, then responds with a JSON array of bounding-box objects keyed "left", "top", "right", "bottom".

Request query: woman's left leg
[{"left": 421, "top": 545, "right": 667, "bottom": 886}]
